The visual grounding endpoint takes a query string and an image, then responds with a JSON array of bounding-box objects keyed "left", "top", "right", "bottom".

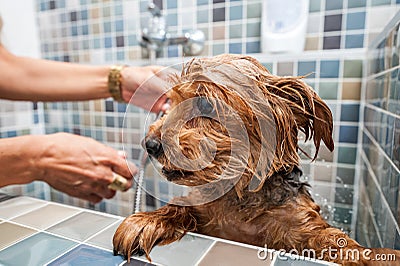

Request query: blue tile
[
  {"left": 115, "top": 20, "right": 124, "bottom": 32},
  {"left": 230, "top": 5, "right": 242, "bottom": 20},
  {"left": 40, "top": 2, "right": 47, "bottom": 11},
  {"left": 246, "top": 41, "right": 260, "bottom": 53},
  {"left": 71, "top": 26, "right": 78, "bottom": 36},
  {"left": 48, "top": 244, "right": 123, "bottom": 266},
  {"left": 246, "top": 22, "right": 260, "bottom": 37},
  {"left": 104, "top": 37, "right": 113, "bottom": 48},
  {"left": 346, "top": 12, "right": 366, "bottom": 30},
  {"left": 197, "top": 0, "right": 209, "bottom": 5},
  {"left": 80, "top": 0, "right": 87, "bottom": 4},
  {"left": 229, "top": 42, "right": 242, "bottom": 54},
  {"left": 7, "top": 131, "right": 17, "bottom": 138},
  {"left": 338, "top": 146, "right": 357, "bottom": 164},
  {"left": 80, "top": 10, "right": 88, "bottom": 20},
  {"left": 81, "top": 25, "right": 89, "bottom": 35},
  {"left": 320, "top": 60, "right": 340, "bottom": 78},
  {"left": 168, "top": 46, "right": 179, "bottom": 57},
  {"left": 371, "top": 0, "right": 391, "bottom": 6},
  {"left": 104, "top": 22, "right": 112, "bottom": 33},
  {"left": 345, "top": 34, "right": 364, "bottom": 49},
  {"left": 0, "top": 233, "right": 77, "bottom": 265},
  {"left": 341, "top": 104, "right": 360, "bottom": 122},
  {"left": 298, "top": 61, "right": 316, "bottom": 78},
  {"left": 167, "top": 0, "right": 178, "bottom": 9},
  {"left": 339, "top": 125, "right": 359, "bottom": 143},
  {"left": 325, "top": 0, "right": 343, "bottom": 10},
  {"left": 197, "top": 9, "right": 209, "bottom": 23},
  {"left": 167, "top": 12, "right": 178, "bottom": 27},
  {"left": 347, "top": 0, "right": 366, "bottom": 8}
]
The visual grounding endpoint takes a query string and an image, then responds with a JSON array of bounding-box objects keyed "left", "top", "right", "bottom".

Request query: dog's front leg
[{"left": 113, "top": 204, "right": 196, "bottom": 262}]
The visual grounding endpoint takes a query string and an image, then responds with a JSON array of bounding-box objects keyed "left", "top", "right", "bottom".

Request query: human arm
[
  {"left": 0, "top": 133, "right": 137, "bottom": 203},
  {"left": 0, "top": 44, "right": 170, "bottom": 112}
]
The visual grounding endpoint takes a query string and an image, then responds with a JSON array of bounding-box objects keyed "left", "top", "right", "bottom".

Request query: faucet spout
[{"left": 141, "top": 3, "right": 205, "bottom": 56}]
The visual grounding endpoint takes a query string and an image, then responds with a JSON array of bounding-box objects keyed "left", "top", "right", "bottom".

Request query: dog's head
[{"left": 145, "top": 54, "right": 333, "bottom": 197}]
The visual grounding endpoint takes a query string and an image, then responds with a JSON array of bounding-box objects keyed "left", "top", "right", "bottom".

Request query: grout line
[
  {"left": 365, "top": 102, "right": 400, "bottom": 120},
  {"left": 363, "top": 124, "right": 400, "bottom": 174},
  {"left": 360, "top": 148, "right": 400, "bottom": 233},
  {"left": 83, "top": 218, "right": 122, "bottom": 245},
  {"left": 194, "top": 240, "right": 217, "bottom": 266}
]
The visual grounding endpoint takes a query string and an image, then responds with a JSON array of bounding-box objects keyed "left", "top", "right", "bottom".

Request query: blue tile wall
[{"left": 358, "top": 11, "right": 400, "bottom": 248}]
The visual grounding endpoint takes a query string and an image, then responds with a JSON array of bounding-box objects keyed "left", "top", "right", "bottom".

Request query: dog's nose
[{"left": 145, "top": 138, "right": 163, "bottom": 158}]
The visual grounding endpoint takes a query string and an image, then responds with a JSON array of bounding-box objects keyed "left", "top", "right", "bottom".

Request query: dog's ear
[{"left": 266, "top": 76, "right": 334, "bottom": 160}]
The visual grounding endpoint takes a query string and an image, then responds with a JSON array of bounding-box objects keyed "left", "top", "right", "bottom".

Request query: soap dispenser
[{"left": 261, "top": 0, "right": 309, "bottom": 54}]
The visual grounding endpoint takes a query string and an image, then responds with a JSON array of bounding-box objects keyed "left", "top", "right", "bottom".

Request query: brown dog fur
[{"left": 113, "top": 54, "right": 400, "bottom": 265}]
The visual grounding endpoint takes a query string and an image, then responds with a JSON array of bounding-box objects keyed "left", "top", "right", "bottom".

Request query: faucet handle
[{"left": 148, "top": 2, "right": 162, "bottom": 17}]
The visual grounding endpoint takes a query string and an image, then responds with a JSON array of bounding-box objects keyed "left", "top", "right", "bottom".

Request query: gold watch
[{"left": 108, "top": 65, "right": 127, "bottom": 102}]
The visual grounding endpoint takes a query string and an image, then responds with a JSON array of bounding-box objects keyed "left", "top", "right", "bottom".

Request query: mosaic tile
[
  {"left": 0, "top": 196, "right": 47, "bottom": 220},
  {"left": 343, "top": 60, "right": 363, "bottom": 78},
  {"left": 0, "top": 222, "right": 37, "bottom": 250},
  {"left": 277, "top": 62, "right": 294, "bottom": 76},
  {"left": 131, "top": 234, "right": 214, "bottom": 266},
  {"left": 297, "top": 61, "right": 316, "bottom": 78},
  {"left": 346, "top": 12, "right": 366, "bottom": 30},
  {"left": 0, "top": 232, "right": 77, "bottom": 266},
  {"left": 320, "top": 60, "right": 340, "bottom": 78},
  {"left": 46, "top": 212, "right": 118, "bottom": 241},
  {"left": 345, "top": 34, "right": 364, "bottom": 49},
  {"left": 324, "top": 14, "right": 342, "bottom": 32},
  {"left": 48, "top": 244, "right": 123, "bottom": 266},
  {"left": 323, "top": 35, "right": 341, "bottom": 49},
  {"left": 342, "top": 81, "right": 361, "bottom": 100},
  {"left": 326, "top": 0, "right": 343, "bottom": 10},
  {"left": 86, "top": 220, "right": 122, "bottom": 250},
  {"left": 229, "top": 5, "right": 243, "bottom": 20},
  {"left": 339, "top": 125, "right": 359, "bottom": 143},
  {"left": 347, "top": 0, "right": 367, "bottom": 8},
  {"left": 198, "top": 241, "right": 272, "bottom": 265},
  {"left": 318, "top": 81, "right": 339, "bottom": 100},
  {"left": 213, "top": 7, "right": 225, "bottom": 22},
  {"left": 11, "top": 203, "right": 81, "bottom": 230},
  {"left": 340, "top": 104, "right": 360, "bottom": 122},
  {"left": 338, "top": 146, "right": 357, "bottom": 164}
]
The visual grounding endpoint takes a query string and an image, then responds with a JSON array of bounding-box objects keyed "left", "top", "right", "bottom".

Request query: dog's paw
[{"left": 113, "top": 212, "right": 185, "bottom": 262}]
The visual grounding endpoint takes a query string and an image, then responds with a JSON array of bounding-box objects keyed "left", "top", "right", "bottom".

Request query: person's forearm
[
  {"left": 0, "top": 45, "right": 111, "bottom": 101},
  {"left": 0, "top": 135, "right": 43, "bottom": 187}
]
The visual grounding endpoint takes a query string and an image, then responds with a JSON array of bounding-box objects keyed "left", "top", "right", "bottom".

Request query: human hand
[
  {"left": 34, "top": 133, "right": 137, "bottom": 203},
  {"left": 120, "top": 65, "right": 177, "bottom": 113}
]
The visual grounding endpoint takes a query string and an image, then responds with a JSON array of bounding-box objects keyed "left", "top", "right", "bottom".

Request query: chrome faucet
[{"left": 140, "top": 2, "right": 205, "bottom": 56}]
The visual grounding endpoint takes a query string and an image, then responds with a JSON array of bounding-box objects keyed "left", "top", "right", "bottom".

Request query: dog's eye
[{"left": 196, "top": 97, "right": 215, "bottom": 115}]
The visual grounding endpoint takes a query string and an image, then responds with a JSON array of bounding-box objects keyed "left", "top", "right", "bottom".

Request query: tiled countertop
[{"left": 0, "top": 194, "right": 335, "bottom": 266}]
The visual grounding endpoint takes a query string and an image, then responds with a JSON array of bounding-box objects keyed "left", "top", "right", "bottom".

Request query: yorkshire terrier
[{"left": 113, "top": 54, "right": 400, "bottom": 265}]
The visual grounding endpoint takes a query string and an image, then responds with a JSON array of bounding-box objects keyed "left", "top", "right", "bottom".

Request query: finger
[
  {"left": 150, "top": 94, "right": 169, "bottom": 113},
  {"left": 103, "top": 188, "right": 116, "bottom": 199},
  {"left": 112, "top": 158, "right": 138, "bottom": 179}
]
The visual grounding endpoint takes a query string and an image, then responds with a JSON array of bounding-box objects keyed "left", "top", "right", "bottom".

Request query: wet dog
[{"left": 113, "top": 54, "right": 400, "bottom": 265}]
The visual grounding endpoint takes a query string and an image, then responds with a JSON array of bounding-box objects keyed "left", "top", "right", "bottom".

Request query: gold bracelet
[{"left": 108, "top": 65, "right": 126, "bottom": 102}]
